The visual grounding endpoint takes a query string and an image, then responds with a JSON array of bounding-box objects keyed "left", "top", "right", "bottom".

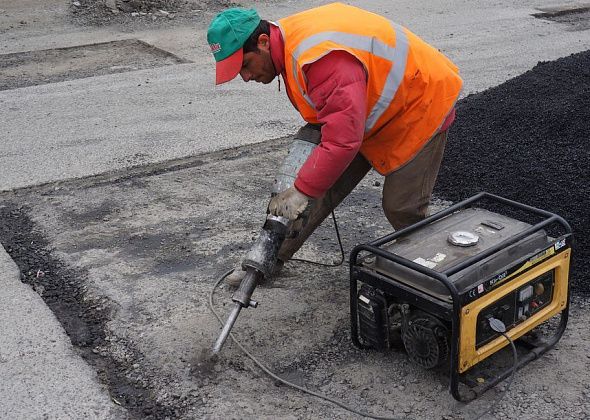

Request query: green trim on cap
[{"left": 207, "top": 8, "right": 261, "bottom": 62}]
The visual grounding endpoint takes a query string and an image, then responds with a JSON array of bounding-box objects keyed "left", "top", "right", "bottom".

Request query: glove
[{"left": 268, "top": 186, "right": 310, "bottom": 221}]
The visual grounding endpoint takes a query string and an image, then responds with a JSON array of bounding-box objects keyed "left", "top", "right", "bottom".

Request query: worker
[{"left": 207, "top": 3, "right": 463, "bottom": 286}]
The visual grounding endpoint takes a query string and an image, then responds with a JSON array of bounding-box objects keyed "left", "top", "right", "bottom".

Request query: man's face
[{"left": 239, "top": 34, "right": 276, "bottom": 84}]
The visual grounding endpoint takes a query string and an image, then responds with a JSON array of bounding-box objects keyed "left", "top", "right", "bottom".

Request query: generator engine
[
  {"left": 357, "top": 285, "right": 451, "bottom": 369},
  {"left": 350, "top": 193, "right": 572, "bottom": 401}
]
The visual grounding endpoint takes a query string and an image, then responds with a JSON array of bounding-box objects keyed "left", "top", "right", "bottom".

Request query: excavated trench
[{"left": 0, "top": 203, "right": 178, "bottom": 419}]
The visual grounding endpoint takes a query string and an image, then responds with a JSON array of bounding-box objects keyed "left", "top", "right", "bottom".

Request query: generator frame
[{"left": 349, "top": 192, "right": 572, "bottom": 402}]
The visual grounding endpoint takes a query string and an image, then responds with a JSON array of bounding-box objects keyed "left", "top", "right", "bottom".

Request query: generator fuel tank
[{"left": 370, "top": 208, "right": 551, "bottom": 301}]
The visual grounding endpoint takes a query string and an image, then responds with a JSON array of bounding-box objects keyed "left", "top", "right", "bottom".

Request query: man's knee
[{"left": 382, "top": 197, "right": 429, "bottom": 230}]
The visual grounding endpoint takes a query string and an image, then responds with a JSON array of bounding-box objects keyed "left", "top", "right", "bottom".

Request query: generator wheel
[{"left": 402, "top": 315, "right": 449, "bottom": 369}]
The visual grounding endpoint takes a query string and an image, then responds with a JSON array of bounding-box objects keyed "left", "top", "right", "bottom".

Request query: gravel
[
  {"left": 436, "top": 49, "right": 590, "bottom": 296},
  {"left": 68, "top": 0, "right": 233, "bottom": 26}
]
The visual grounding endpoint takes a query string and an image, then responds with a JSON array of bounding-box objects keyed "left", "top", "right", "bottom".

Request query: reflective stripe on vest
[{"left": 290, "top": 23, "right": 409, "bottom": 133}]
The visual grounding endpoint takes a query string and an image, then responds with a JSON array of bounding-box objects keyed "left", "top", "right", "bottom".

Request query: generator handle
[
  {"left": 444, "top": 192, "right": 573, "bottom": 275},
  {"left": 368, "top": 192, "right": 572, "bottom": 248},
  {"left": 483, "top": 192, "right": 573, "bottom": 233}
]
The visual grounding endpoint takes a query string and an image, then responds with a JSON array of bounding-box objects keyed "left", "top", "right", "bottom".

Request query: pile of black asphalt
[{"left": 435, "top": 49, "right": 590, "bottom": 295}]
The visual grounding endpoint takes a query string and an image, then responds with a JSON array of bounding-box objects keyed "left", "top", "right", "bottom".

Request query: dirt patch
[
  {"left": 0, "top": 39, "right": 190, "bottom": 91},
  {"left": 549, "top": 10, "right": 590, "bottom": 31},
  {"left": 436, "top": 49, "right": 590, "bottom": 297},
  {"left": 533, "top": 5, "right": 590, "bottom": 31},
  {"left": 69, "top": 0, "right": 235, "bottom": 26}
]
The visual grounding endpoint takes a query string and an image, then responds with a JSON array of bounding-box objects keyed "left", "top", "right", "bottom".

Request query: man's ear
[{"left": 257, "top": 33, "right": 271, "bottom": 52}]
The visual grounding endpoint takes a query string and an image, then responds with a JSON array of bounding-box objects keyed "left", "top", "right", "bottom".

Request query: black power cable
[
  {"left": 288, "top": 210, "right": 345, "bottom": 267},
  {"left": 472, "top": 318, "right": 519, "bottom": 420}
]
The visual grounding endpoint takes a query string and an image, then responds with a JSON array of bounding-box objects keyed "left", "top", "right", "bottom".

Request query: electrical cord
[
  {"left": 288, "top": 210, "right": 345, "bottom": 267},
  {"left": 472, "top": 318, "right": 518, "bottom": 420}
]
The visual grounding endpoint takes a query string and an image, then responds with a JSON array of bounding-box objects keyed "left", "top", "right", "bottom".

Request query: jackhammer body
[{"left": 212, "top": 133, "right": 318, "bottom": 354}]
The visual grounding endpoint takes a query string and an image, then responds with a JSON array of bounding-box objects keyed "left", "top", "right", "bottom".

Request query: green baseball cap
[{"left": 207, "top": 8, "right": 261, "bottom": 85}]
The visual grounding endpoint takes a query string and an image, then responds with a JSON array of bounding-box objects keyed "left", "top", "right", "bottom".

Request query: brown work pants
[{"left": 277, "top": 126, "right": 448, "bottom": 262}]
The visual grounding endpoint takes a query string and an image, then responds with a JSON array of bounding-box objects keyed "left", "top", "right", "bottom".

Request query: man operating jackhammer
[{"left": 207, "top": 3, "right": 463, "bottom": 287}]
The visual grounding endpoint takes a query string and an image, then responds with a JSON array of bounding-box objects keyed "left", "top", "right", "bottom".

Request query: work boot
[{"left": 225, "top": 259, "right": 285, "bottom": 288}]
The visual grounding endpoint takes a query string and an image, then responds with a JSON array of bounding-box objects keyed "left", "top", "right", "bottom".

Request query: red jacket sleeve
[{"left": 293, "top": 51, "right": 367, "bottom": 198}]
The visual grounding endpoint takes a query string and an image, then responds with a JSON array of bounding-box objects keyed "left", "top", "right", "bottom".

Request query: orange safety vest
[{"left": 277, "top": 3, "right": 463, "bottom": 175}]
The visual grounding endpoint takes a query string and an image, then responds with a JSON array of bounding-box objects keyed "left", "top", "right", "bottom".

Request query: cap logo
[{"left": 209, "top": 43, "right": 221, "bottom": 54}]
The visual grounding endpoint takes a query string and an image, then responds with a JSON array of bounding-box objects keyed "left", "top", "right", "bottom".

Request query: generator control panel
[{"left": 476, "top": 270, "right": 555, "bottom": 347}]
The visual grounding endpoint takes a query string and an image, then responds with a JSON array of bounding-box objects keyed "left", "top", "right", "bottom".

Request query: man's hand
[{"left": 268, "top": 186, "right": 310, "bottom": 220}]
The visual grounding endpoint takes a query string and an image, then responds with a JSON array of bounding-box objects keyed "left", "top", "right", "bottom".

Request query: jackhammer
[
  {"left": 212, "top": 214, "right": 288, "bottom": 353},
  {"left": 212, "top": 129, "right": 318, "bottom": 354}
]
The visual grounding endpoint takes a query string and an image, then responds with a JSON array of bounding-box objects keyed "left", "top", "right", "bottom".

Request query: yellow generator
[{"left": 350, "top": 192, "right": 572, "bottom": 401}]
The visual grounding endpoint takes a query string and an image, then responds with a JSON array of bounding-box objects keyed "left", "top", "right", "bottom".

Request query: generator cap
[
  {"left": 207, "top": 8, "right": 261, "bottom": 85},
  {"left": 448, "top": 230, "right": 480, "bottom": 247}
]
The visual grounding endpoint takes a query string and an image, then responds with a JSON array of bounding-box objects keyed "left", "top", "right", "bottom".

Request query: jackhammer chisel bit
[{"left": 212, "top": 214, "right": 289, "bottom": 354}]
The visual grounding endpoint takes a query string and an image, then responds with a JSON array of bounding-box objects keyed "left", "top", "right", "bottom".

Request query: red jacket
[{"left": 269, "top": 24, "right": 454, "bottom": 198}]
